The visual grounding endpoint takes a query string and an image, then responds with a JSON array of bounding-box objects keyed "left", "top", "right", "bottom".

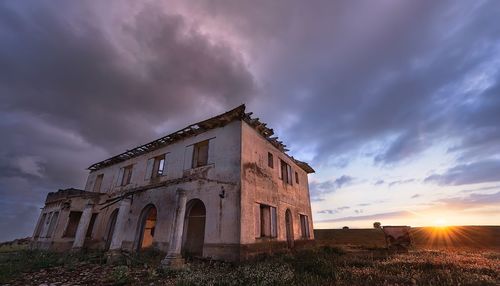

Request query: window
[
  {"left": 295, "top": 171, "right": 299, "bottom": 184},
  {"left": 153, "top": 155, "right": 165, "bottom": 177},
  {"left": 300, "top": 214, "right": 310, "bottom": 238},
  {"left": 64, "top": 211, "right": 82, "bottom": 238},
  {"left": 46, "top": 211, "right": 59, "bottom": 238},
  {"left": 34, "top": 213, "right": 47, "bottom": 238},
  {"left": 268, "top": 152, "right": 274, "bottom": 168},
  {"left": 86, "top": 213, "right": 98, "bottom": 238},
  {"left": 192, "top": 140, "right": 209, "bottom": 168},
  {"left": 121, "top": 165, "right": 133, "bottom": 186},
  {"left": 280, "top": 159, "right": 293, "bottom": 185},
  {"left": 146, "top": 154, "right": 167, "bottom": 179},
  {"left": 93, "top": 174, "right": 104, "bottom": 192},
  {"left": 254, "top": 204, "right": 277, "bottom": 238}
]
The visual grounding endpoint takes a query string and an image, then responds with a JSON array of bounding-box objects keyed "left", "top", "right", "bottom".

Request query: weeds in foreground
[
  {"left": 1, "top": 247, "right": 499, "bottom": 285},
  {"left": 0, "top": 249, "right": 107, "bottom": 283}
]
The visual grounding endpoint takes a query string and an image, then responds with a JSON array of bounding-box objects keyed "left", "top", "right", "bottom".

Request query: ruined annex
[{"left": 31, "top": 105, "right": 315, "bottom": 263}]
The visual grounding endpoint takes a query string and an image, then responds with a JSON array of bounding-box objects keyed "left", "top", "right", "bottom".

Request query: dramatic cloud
[
  {"left": 435, "top": 191, "right": 500, "bottom": 210},
  {"left": 0, "top": 0, "right": 255, "bottom": 241},
  {"left": 425, "top": 160, "right": 500, "bottom": 186},
  {"left": 310, "top": 175, "right": 354, "bottom": 201},
  {"left": 2, "top": 0, "right": 500, "bottom": 240}
]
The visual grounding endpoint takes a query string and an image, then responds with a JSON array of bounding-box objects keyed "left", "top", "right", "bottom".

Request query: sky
[{"left": 1, "top": 0, "right": 499, "bottom": 241}]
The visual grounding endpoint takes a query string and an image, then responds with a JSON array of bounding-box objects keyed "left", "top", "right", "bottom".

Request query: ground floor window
[
  {"left": 300, "top": 214, "right": 310, "bottom": 238},
  {"left": 64, "top": 211, "right": 82, "bottom": 238},
  {"left": 34, "top": 213, "right": 47, "bottom": 238},
  {"left": 86, "top": 213, "right": 98, "bottom": 238},
  {"left": 255, "top": 203, "right": 277, "bottom": 238},
  {"left": 46, "top": 211, "right": 59, "bottom": 238}
]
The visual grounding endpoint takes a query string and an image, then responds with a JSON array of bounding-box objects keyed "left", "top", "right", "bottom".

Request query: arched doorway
[
  {"left": 182, "top": 199, "right": 206, "bottom": 257},
  {"left": 104, "top": 209, "right": 119, "bottom": 250},
  {"left": 135, "top": 204, "right": 157, "bottom": 251},
  {"left": 285, "top": 209, "right": 294, "bottom": 248}
]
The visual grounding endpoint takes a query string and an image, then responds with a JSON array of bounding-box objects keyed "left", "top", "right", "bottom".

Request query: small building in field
[{"left": 31, "top": 105, "right": 315, "bottom": 262}]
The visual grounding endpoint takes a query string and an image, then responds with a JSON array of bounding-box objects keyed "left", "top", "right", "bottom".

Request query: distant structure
[
  {"left": 382, "top": 226, "right": 412, "bottom": 251},
  {"left": 30, "top": 105, "right": 315, "bottom": 264}
]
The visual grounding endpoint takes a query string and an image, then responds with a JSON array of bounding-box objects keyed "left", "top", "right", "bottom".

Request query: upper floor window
[
  {"left": 146, "top": 154, "right": 167, "bottom": 179},
  {"left": 295, "top": 171, "right": 299, "bottom": 184},
  {"left": 120, "top": 165, "right": 133, "bottom": 186},
  {"left": 280, "top": 159, "right": 293, "bottom": 185},
  {"left": 93, "top": 174, "right": 104, "bottom": 192},
  {"left": 268, "top": 152, "right": 274, "bottom": 168},
  {"left": 192, "top": 140, "right": 209, "bottom": 168}
]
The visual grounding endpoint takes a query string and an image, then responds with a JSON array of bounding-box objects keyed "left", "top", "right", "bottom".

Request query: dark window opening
[
  {"left": 192, "top": 140, "right": 209, "bottom": 168},
  {"left": 255, "top": 204, "right": 277, "bottom": 238},
  {"left": 295, "top": 171, "right": 299, "bottom": 184},
  {"left": 46, "top": 211, "right": 59, "bottom": 238},
  {"left": 153, "top": 155, "right": 166, "bottom": 177},
  {"left": 300, "top": 214, "right": 310, "bottom": 238},
  {"left": 34, "top": 213, "right": 47, "bottom": 238},
  {"left": 268, "top": 152, "right": 274, "bottom": 168},
  {"left": 64, "top": 211, "right": 82, "bottom": 238},
  {"left": 86, "top": 213, "right": 98, "bottom": 238},
  {"left": 121, "top": 165, "right": 133, "bottom": 186},
  {"left": 93, "top": 174, "right": 104, "bottom": 192},
  {"left": 280, "top": 159, "right": 293, "bottom": 185}
]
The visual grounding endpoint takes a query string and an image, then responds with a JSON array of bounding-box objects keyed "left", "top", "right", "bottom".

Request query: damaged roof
[{"left": 88, "top": 104, "right": 315, "bottom": 173}]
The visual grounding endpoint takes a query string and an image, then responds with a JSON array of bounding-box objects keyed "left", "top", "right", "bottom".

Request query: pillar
[
  {"left": 161, "top": 188, "right": 187, "bottom": 269},
  {"left": 72, "top": 201, "right": 94, "bottom": 250},
  {"left": 108, "top": 197, "right": 132, "bottom": 251}
]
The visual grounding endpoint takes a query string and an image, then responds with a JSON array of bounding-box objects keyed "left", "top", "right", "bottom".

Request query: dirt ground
[{"left": 1, "top": 226, "right": 499, "bottom": 285}]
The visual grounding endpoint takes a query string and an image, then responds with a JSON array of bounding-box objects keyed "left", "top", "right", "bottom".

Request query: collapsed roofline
[{"left": 87, "top": 104, "right": 315, "bottom": 174}]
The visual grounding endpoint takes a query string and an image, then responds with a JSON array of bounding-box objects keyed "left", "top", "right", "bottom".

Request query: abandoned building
[{"left": 31, "top": 105, "right": 315, "bottom": 263}]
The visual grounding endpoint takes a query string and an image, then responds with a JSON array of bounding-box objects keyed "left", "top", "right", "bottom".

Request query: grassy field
[
  {"left": 314, "top": 226, "right": 500, "bottom": 249},
  {"left": 1, "top": 226, "right": 499, "bottom": 285}
]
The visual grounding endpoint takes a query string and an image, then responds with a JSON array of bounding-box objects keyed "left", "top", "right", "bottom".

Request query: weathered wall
[
  {"left": 240, "top": 121, "right": 314, "bottom": 251},
  {"left": 33, "top": 118, "right": 315, "bottom": 261},
  {"left": 53, "top": 120, "right": 243, "bottom": 259},
  {"left": 31, "top": 192, "right": 102, "bottom": 251}
]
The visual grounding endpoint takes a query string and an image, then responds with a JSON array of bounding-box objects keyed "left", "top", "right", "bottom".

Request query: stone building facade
[{"left": 31, "top": 105, "right": 315, "bottom": 262}]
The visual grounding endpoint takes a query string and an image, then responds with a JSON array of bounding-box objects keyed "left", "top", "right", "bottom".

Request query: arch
[
  {"left": 182, "top": 199, "right": 206, "bottom": 257},
  {"left": 104, "top": 209, "right": 119, "bottom": 251},
  {"left": 134, "top": 204, "right": 158, "bottom": 251},
  {"left": 285, "top": 209, "right": 294, "bottom": 248}
]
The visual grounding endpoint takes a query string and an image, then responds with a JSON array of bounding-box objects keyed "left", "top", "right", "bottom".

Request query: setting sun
[{"left": 433, "top": 218, "right": 448, "bottom": 227}]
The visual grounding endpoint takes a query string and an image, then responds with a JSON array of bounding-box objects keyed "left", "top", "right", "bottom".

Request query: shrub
[{"left": 108, "top": 265, "right": 131, "bottom": 286}]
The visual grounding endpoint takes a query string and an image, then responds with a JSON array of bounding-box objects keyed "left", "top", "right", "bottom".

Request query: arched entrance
[
  {"left": 182, "top": 199, "right": 206, "bottom": 257},
  {"left": 135, "top": 204, "right": 157, "bottom": 251},
  {"left": 285, "top": 209, "right": 294, "bottom": 248},
  {"left": 104, "top": 209, "right": 119, "bottom": 250}
]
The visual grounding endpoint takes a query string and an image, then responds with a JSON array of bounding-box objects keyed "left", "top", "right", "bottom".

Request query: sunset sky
[{"left": 1, "top": 0, "right": 499, "bottom": 241}]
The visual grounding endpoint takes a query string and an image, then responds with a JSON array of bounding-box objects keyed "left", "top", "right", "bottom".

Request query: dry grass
[
  {"left": 1, "top": 226, "right": 499, "bottom": 285},
  {"left": 2, "top": 247, "right": 498, "bottom": 285},
  {"left": 315, "top": 226, "right": 500, "bottom": 250}
]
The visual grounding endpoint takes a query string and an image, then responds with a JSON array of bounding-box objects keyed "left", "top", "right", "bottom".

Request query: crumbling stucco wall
[
  {"left": 240, "top": 121, "right": 314, "bottom": 252},
  {"left": 35, "top": 121, "right": 242, "bottom": 260}
]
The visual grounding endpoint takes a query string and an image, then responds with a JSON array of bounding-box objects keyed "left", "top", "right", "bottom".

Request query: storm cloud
[
  {"left": 0, "top": 0, "right": 254, "bottom": 241},
  {"left": 1, "top": 0, "right": 500, "bottom": 240}
]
